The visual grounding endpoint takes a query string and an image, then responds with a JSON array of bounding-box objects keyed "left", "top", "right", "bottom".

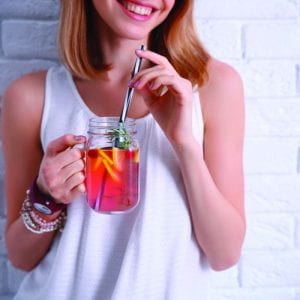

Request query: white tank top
[{"left": 14, "top": 65, "right": 210, "bottom": 300}]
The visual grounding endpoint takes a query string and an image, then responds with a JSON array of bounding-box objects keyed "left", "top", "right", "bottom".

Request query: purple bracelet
[{"left": 29, "top": 178, "right": 66, "bottom": 215}]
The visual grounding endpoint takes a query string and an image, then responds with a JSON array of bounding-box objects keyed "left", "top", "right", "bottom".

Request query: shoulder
[
  {"left": 3, "top": 71, "right": 47, "bottom": 105},
  {"left": 199, "top": 58, "right": 244, "bottom": 125},
  {"left": 2, "top": 71, "right": 47, "bottom": 120},
  {"left": 207, "top": 58, "right": 242, "bottom": 82},
  {"left": 2, "top": 70, "right": 48, "bottom": 140},
  {"left": 200, "top": 58, "right": 244, "bottom": 101}
]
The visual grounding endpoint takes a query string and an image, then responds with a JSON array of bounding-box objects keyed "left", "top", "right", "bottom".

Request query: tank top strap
[{"left": 41, "top": 65, "right": 91, "bottom": 151}]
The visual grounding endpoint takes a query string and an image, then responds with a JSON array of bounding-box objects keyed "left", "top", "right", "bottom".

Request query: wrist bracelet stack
[
  {"left": 20, "top": 179, "right": 67, "bottom": 234},
  {"left": 29, "top": 178, "right": 66, "bottom": 215}
]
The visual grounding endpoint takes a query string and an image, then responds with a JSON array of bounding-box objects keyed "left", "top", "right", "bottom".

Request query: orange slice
[
  {"left": 102, "top": 159, "right": 120, "bottom": 182},
  {"left": 112, "top": 147, "right": 126, "bottom": 171},
  {"left": 98, "top": 149, "right": 113, "bottom": 165},
  {"left": 92, "top": 157, "right": 103, "bottom": 172},
  {"left": 133, "top": 150, "right": 139, "bottom": 163}
]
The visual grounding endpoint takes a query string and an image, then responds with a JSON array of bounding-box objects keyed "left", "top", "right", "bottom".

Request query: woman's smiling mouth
[{"left": 119, "top": 1, "right": 154, "bottom": 17}]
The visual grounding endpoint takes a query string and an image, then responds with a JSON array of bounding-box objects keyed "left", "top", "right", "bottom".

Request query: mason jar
[{"left": 85, "top": 117, "right": 139, "bottom": 213}]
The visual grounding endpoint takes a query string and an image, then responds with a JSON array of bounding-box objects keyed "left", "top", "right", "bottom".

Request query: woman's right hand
[{"left": 37, "top": 134, "right": 86, "bottom": 204}]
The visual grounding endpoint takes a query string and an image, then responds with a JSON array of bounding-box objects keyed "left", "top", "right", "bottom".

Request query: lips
[{"left": 119, "top": 0, "right": 155, "bottom": 17}]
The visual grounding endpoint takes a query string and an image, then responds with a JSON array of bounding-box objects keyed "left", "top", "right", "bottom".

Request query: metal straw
[{"left": 119, "top": 45, "right": 144, "bottom": 125}]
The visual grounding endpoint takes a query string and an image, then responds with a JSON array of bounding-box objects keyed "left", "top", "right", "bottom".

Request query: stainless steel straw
[{"left": 119, "top": 44, "right": 144, "bottom": 125}]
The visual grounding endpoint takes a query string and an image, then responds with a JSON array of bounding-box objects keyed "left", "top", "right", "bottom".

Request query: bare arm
[
  {"left": 2, "top": 72, "right": 58, "bottom": 271},
  {"left": 132, "top": 50, "right": 246, "bottom": 271},
  {"left": 2, "top": 72, "right": 85, "bottom": 271},
  {"left": 175, "top": 60, "right": 245, "bottom": 270}
]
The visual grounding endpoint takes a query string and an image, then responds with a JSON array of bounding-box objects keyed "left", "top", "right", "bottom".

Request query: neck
[
  {"left": 98, "top": 39, "right": 149, "bottom": 84},
  {"left": 94, "top": 21, "right": 149, "bottom": 82}
]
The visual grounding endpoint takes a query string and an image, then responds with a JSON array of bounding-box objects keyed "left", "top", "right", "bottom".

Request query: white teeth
[{"left": 123, "top": 1, "right": 152, "bottom": 16}]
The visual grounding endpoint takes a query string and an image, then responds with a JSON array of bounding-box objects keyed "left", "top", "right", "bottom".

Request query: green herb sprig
[{"left": 110, "top": 127, "right": 131, "bottom": 149}]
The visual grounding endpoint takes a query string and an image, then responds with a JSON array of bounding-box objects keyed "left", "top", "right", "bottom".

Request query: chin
[{"left": 116, "top": 28, "right": 150, "bottom": 41}]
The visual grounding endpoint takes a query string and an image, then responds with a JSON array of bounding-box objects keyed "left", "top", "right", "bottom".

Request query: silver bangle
[{"left": 20, "top": 190, "right": 67, "bottom": 234}]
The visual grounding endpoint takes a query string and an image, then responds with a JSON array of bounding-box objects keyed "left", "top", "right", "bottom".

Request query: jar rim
[
  {"left": 89, "top": 117, "right": 135, "bottom": 125},
  {"left": 88, "top": 117, "right": 136, "bottom": 134}
]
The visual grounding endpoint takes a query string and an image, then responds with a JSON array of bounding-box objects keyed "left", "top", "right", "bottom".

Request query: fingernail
[
  {"left": 133, "top": 80, "right": 140, "bottom": 88},
  {"left": 135, "top": 48, "right": 145, "bottom": 55},
  {"left": 128, "top": 79, "right": 134, "bottom": 87},
  {"left": 74, "top": 135, "right": 85, "bottom": 141}
]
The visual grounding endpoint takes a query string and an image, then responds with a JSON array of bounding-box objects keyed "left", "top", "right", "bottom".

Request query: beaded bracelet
[{"left": 20, "top": 190, "right": 67, "bottom": 234}]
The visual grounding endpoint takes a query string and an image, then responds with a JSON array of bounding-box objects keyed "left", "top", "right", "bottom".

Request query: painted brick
[
  {"left": 244, "top": 138, "right": 298, "bottom": 174},
  {"left": 0, "top": 147, "right": 4, "bottom": 177},
  {"left": 0, "top": 296, "right": 15, "bottom": 300},
  {"left": 0, "top": 259, "right": 7, "bottom": 293},
  {"left": 235, "top": 61, "right": 297, "bottom": 98},
  {"left": 0, "top": 25, "right": 4, "bottom": 57},
  {"left": 195, "top": 0, "right": 299, "bottom": 19},
  {"left": 297, "top": 64, "right": 300, "bottom": 96},
  {"left": 0, "top": 179, "right": 6, "bottom": 218},
  {"left": 0, "top": 59, "right": 57, "bottom": 97},
  {"left": 211, "top": 265, "right": 240, "bottom": 288},
  {"left": 245, "top": 175, "right": 300, "bottom": 213},
  {"left": 245, "top": 98, "right": 300, "bottom": 137},
  {"left": 298, "top": 147, "right": 300, "bottom": 174},
  {"left": 211, "top": 288, "right": 296, "bottom": 300},
  {"left": 0, "top": 0, "right": 59, "bottom": 19},
  {"left": 0, "top": 218, "right": 7, "bottom": 256},
  {"left": 2, "top": 20, "right": 58, "bottom": 60},
  {"left": 245, "top": 22, "right": 300, "bottom": 59},
  {"left": 296, "top": 215, "right": 300, "bottom": 249},
  {"left": 0, "top": 108, "right": 3, "bottom": 141},
  {"left": 196, "top": 20, "right": 242, "bottom": 59},
  {"left": 244, "top": 214, "right": 294, "bottom": 250},
  {"left": 242, "top": 251, "right": 300, "bottom": 287},
  {"left": 297, "top": 288, "right": 300, "bottom": 300}
]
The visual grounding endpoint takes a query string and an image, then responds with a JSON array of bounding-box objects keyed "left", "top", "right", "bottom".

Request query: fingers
[
  {"left": 40, "top": 165, "right": 85, "bottom": 204},
  {"left": 37, "top": 134, "right": 87, "bottom": 204},
  {"left": 53, "top": 147, "right": 84, "bottom": 169},
  {"left": 152, "top": 85, "right": 169, "bottom": 97},
  {"left": 60, "top": 157, "right": 85, "bottom": 181},
  {"left": 46, "top": 134, "right": 86, "bottom": 156},
  {"left": 131, "top": 49, "right": 183, "bottom": 97},
  {"left": 65, "top": 172, "right": 86, "bottom": 195},
  {"left": 52, "top": 172, "right": 86, "bottom": 204},
  {"left": 133, "top": 71, "right": 178, "bottom": 97},
  {"left": 135, "top": 49, "right": 170, "bottom": 67}
]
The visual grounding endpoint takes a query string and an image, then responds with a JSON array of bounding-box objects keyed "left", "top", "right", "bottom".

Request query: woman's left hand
[{"left": 131, "top": 49, "right": 195, "bottom": 147}]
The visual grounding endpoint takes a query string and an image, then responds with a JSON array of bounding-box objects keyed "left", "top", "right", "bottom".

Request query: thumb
[{"left": 46, "top": 134, "right": 86, "bottom": 156}]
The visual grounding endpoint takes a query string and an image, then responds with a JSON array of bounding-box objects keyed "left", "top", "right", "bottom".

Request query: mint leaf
[{"left": 110, "top": 127, "right": 131, "bottom": 149}]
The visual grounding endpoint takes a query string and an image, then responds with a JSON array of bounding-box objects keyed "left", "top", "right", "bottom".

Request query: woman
[{"left": 2, "top": 0, "right": 246, "bottom": 299}]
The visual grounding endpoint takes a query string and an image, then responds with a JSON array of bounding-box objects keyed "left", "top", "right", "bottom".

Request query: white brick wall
[
  {"left": 195, "top": 0, "right": 300, "bottom": 299},
  {"left": 0, "top": 0, "right": 299, "bottom": 299}
]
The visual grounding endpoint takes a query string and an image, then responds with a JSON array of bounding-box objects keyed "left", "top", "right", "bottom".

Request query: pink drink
[{"left": 86, "top": 147, "right": 139, "bottom": 212}]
